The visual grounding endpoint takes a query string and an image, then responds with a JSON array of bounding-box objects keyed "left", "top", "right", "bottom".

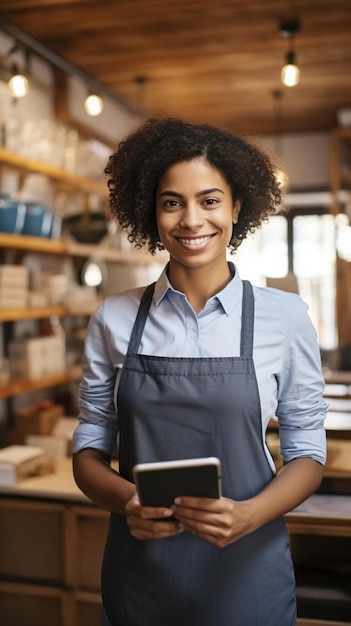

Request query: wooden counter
[
  {"left": 0, "top": 458, "right": 349, "bottom": 525},
  {"left": 0, "top": 459, "right": 350, "bottom": 626},
  {"left": 0, "top": 457, "right": 88, "bottom": 502},
  {"left": 286, "top": 494, "right": 351, "bottom": 537},
  {"left": 0, "top": 457, "right": 350, "bottom": 525}
]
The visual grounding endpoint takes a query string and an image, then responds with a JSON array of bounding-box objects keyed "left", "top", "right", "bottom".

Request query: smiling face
[{"left": 156, "top": 157, "right": 241, "bottom": 278}]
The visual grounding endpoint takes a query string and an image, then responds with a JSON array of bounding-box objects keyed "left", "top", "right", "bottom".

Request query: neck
[{"left": 168, "top": 260, "right": 232, "bottom": 314}]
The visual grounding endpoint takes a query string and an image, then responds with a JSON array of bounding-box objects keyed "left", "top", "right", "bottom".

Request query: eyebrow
[{"left": 158, "top": 187, "right": 225, "bottom": 198}]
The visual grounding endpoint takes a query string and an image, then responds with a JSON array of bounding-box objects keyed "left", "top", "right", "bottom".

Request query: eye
[
  {"left": 203, "top": 197, "right": 219, "bottom": 207},
  {"left": 162, "top": 199, "right": 182, "bottom": 210}
]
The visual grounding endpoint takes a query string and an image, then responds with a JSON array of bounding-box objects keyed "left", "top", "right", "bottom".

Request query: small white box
[
  {"left": 42, "top": 335, "right": 66, "bottom": 376},
  {"left": 0, "top": 445, "right": 47, "bottom": 485},
  {"left": 9, "top": 337, "right": 47, "bottom": 379},
  {"left": 9, "top": 334, "right": 66, "bottom": 380},
  {"left": 25, "top": 434, "right": 68, "bottom": 464},
  {"left": 52, "top": 416, "right": 78, "bottom": 455}
]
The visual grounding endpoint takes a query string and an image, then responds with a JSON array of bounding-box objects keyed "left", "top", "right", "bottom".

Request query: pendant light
[
  {"left": 8, "top": 65, "right": 29, "bottom": 98},
  {"left": 84, "top": 91, "right": 104, "bottom": 116},
  {"left": 7, "top": 44, "right": 30, "bottom": 99},
  {"left": 279, "top": 20, "right": 301, "bottom": 88},
  {"left": 281, "top": 52, "right": 300, "bottom": 88}
]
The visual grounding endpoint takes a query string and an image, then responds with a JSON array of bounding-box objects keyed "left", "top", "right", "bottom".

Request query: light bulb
[
  {"left": 84, "top": 93, "right": 103, "bottom": 116},
  {"left": 281, "top": 50, "right": 300, "bottom": 87},
  {"left": 8, "top": 71, "right": 28, "bottom": 98},
  {"left": 281, "top": 63, "right": 300, "bottom": 87}
]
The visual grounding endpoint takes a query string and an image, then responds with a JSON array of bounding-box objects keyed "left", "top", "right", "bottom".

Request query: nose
[{"left": 179, "top": 205, "right": 204, "bottom": 229}]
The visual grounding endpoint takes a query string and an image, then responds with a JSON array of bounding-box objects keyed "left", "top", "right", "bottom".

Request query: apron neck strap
[
  {"left": 240, "top": 280, "right": 254, "bottom": 357},
  {"left": 126, "top": 282, "right": 155, "bottom": 355}
]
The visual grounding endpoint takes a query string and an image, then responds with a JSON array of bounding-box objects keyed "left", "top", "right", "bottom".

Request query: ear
[{"left": 232, "top": 199, "right": 242, "bottom": 224}]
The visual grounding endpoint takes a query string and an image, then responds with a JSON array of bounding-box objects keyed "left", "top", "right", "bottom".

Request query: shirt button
[{"left": 188, "top": 332, "right": 197, "bottom": 339}]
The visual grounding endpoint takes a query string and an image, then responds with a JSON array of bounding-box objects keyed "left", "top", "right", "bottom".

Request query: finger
[
  {"left": 173, "top": 515, "right": 231, "bottom": 547},
  {"left": 139, "top": 506, "right": 175, "bottom": 521},
  {"left": 129, "top": 519, "right": 184, "bottom": 540},
  {"left": 126, "top": 499, "right": 174, "bottom": 521},
  {"left": 172, "top": 502, "right": 222, "bottom": 525},
  {"left": 173, "top": 496, "right": 223, "bottom": 513}
]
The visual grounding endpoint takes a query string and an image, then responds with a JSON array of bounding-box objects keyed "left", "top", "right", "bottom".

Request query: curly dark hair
[{"left": 104, "top": 117, "right": 283, "bottom": 254}]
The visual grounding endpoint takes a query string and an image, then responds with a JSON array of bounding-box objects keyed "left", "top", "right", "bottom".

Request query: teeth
[{"left": 178, "top": 236, "right": 210, "bottom": 245}]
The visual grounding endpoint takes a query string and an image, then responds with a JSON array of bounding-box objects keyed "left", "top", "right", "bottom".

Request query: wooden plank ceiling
[{"left": 0, "top": 0, "right": 351, "bottom": 135}]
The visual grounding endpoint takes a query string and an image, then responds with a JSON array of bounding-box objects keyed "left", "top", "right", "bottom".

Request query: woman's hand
[
  {"left": 171, "top": 458, "right": 324, "bottom": 547},
  {"left": 125, "top": 494, "right": 185, "bottom": 540},
  {"left": 171, "top": 496, "right": 253, "bottom": 547}
]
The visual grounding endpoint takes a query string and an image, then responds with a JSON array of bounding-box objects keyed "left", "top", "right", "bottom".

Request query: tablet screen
[{"left": 133, "top": 457, "right": 221, "bottom": 508}]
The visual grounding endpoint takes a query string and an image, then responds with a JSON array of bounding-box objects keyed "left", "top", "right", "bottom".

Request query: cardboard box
[
  {"left": 25, "top": 434, "right": 68, "bottom": 464},
  {"left": 0, "top": 265, "right": 28, "bottom": 287},
  {"left": 52, "top": 416, "right": 78, "bottom": 455},
  {"left": 14, "top": 401, "right": 65, "bottom": 435},
  {"left": 9, "top": 334, "right": 66, "bottom": 380},
  {"left": 0, "top": 445, "right": 48, "bottom": 485},
  {"left": 0, "top": 292, "right": 28, "bottom": 309}
]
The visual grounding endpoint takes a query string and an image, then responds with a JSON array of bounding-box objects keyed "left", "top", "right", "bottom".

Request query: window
[{"left": 233, "top": 208, "right": 337, "bottom": 349}]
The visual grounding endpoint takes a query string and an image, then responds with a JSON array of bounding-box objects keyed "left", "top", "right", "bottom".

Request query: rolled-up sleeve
[
  {"left": 276, "top": 298, "right": 328, "bottom": 465},
  {"left": 72, "top": 301, "right": 119, "bottom": 455}
]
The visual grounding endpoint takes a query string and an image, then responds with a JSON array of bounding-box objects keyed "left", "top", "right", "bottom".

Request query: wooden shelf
[
  {"left": 0, "top": 146, "right": 107, "bottom": 195},
  {"left": 0, "top": 232, "right": 168, "bottom": 265},
  {"left": 0, "top": 303, "right": 102, "bottom": 322},
  {"left": 0, "top": 366, "right": 82, "bottom": 399},
  {"left": 0, "top": 232, "right": 66, "bottom": 254},
  {"left": 66, "top": 239, "right": 168, "bottom": 264}
]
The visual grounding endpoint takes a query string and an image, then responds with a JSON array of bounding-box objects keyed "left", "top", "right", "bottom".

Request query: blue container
[
  {"left": 0, "top": 200, "right": 27, "bottom": 234},
  {"left": 22, "top": 203, "right": 53, "bottom": 238}
]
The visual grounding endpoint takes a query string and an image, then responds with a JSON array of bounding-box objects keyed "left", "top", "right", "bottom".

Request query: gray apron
[{"left": 101, "top": 280, "right": 296, "bottom": 626}]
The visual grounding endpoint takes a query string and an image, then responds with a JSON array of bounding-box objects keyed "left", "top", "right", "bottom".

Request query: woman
[{"left": 73, "top": 117, "right": 328, "bottom": 626}]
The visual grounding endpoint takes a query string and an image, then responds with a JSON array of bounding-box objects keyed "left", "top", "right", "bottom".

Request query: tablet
[{"left": 133, "top": 456, "right": 221, "bottom": 508}]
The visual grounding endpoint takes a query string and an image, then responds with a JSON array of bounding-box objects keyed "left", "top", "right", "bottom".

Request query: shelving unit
[
  {"left": 0, "top": 147, "right": 166, "bottom": 438},
  {"left": 0, "top": 234, "right": 166, "bottom": 403}
]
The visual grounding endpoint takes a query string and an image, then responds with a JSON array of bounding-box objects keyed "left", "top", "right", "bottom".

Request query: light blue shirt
[{"left": 73, "top": 263, "right": 328, "bottom": 469}]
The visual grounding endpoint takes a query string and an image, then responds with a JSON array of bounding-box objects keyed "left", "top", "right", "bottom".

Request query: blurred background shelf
[
  {"left": 0, "top": 366, "right": 81, "bottom": 400},
  {"left": 0, "top": 232, "right": 168, "bottom": 265}
]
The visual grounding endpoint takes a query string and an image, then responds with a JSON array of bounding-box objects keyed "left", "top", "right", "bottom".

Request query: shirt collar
[{"left": 154, "top": 261, "right": 243, "bottom": 316}]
